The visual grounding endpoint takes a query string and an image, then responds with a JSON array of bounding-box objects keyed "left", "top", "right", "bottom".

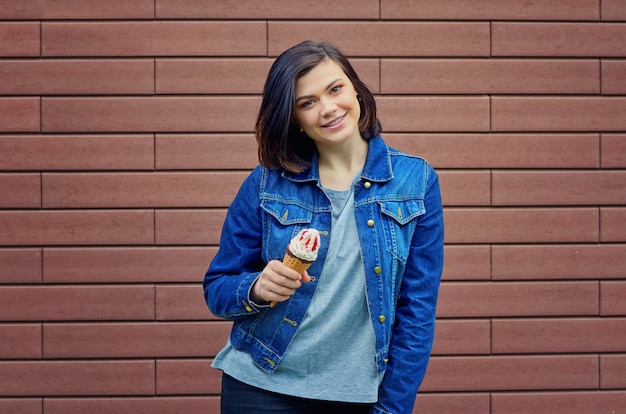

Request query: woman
[{"left": 203, "top": 40, "right": 444, "bottom": 414}]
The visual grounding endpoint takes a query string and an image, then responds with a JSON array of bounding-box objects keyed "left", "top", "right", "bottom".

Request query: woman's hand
[{"left": 251, "top": 260, "right": 311, "bottom": 305}]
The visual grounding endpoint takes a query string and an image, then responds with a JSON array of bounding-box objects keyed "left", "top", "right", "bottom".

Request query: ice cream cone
[
  {"left": 269, "top": 247, "right": 314, "bottom": 308},
  {"left": 282, "top": 247, "right": 314, "bottom": 273},
  {"left": 269, "top": 228, "right": 320, "bottom": 308}
]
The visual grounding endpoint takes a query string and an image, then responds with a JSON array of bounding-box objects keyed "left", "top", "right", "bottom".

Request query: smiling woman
[
  {"left": 293, "top": 59, "right": 366, "bottom": 190},
  {"left": 203, "top": 40, "right": 444, "bottom": 414},
  {"left": 254, "top": 40, "right": 381, "bottom": 174}
]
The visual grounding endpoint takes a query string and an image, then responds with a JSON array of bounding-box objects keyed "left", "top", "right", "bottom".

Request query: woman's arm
[{"left": 203, "top": 168, "right": 267, "bottom": 319}]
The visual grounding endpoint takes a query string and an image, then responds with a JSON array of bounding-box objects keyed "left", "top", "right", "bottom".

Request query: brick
[
  {"left": 602, "top": 60, "right": 626, "bottom": 94},
  {"left": 0, "top": 210, "right": 154, "bottom": 246},
  {"left": 44, "top": 247, "right": 215, "bottom": 283},
  {"left": 45, "top": 397, "right": 220, "bottom": 414},
  {"left": 0, "top": 98, "right": 39, "bottom": 132},
  {"left": 156, "top": 359, "right": 221, "bottom": 395},
  {"left": 431, "top": 319, "right": 491, "bottom": 355},
  {"left": 155, "top": 58, "right": 380, "bottom": 95},
  {"left": 0, "top": 399, "right": 41, "bottom": 414},
  {"left": 602, "top": 134, "right": 626, "bottom": 168},
  {"left": 386, "top": 133, "right": 599, "bottom": 169},
  {"left": 492, "top": 23, "right": 626, "bottom": 57},
  {"left": 382, "top": 59, "right": 599, "bottom": 94},
  {"left": 269, "top": 22, "right": 490, "bottom": 57},
  {"left": 0, "top": 285, "right": 154, "bottom": 321},
  {"left": 601, "top": 355, "right": 626, "bottom": 388},
  {"left": 493, "top": 244, "right": 626, "bottom": 280},
  {"left": 0, "top": 0, "right": 154, "bottom": 19},
  {"left": 155, "top": 209, "right": 226, "bottom": 245},
  {"left": 442, "top": 245, "right": 491, "bottom": 281},
  {"left": 492, "top": 318, "right": 626, "bottom": 354},
  {"left": 412, "top": 393, "right": 489, "bottom": 414},
  {"left": 0, "top": 324, "right": 41, "bottom": 359},
  {"left": 378, "top": 97, "right": 490, "bottom": 132},
  {"left": 42, "top": 21, "right": 266, "bottom": 57},
  {"left": 0, "top": 59, "right": 154, "bottom": 95},
  {"left": 602, "top": 0, "right": 626, "bottom": 21},
  {"left": 156, "top": 284, "right": 219, "bottom": 321},
  {"left": 0, "top": 22, "right": 39, "bottom": 56},
  {"left": 492, "top": 171, "right": 626, "bottom": 206},
  {"left": 44, "top": 322, "right": 230, "bottom": 358},
  {"left": 156, "top": 58, "right": 272, "bottom": 94},
  {"left": 0, "top": 361, "right": 154, "bottom": 396},
  {"left": 438, "top": 170, "right": 490, "bottom": 206},
  {"left": 44, "top": 396, "right": 220, "bottom": 414},
  {"left": 382, "top": 0, "right": 599, "bottom": 20},
  {"left": 444, "top": 208, "right": 599, "bottom": 244},
  {"left": 492, "top": 97, "right": 626, "bottom": 132},
  {"left": 0, "top": 248, "right": 42, "bottom": 284},
  {"left": 156, "top": 0, "right": 379, "bottom": 19},
  {"left": 42, "top": 97, "right": 261, "bottom": 133},
  {"left": 422, "top": 355, "right": 598, "bottom": 392},
  {"left": 437, "top": 281, "right": 598, "bottom": 318},
  {"left": 0, "top": 173, "right": 40, "bottom": 208},
  {"left": 492, "top": 391, "right": 626, "bottom": 414},
  {"left": 601, "top": 207, "right": 626, "bottom": 242},
  {"left": 43, "top": 172, "right": 247, "bottom": 208},
  {"left": 601, "top": 281, "right": 626, "bottom": 315},
  {"left": 0, "top": 135, "right": 154, "bottom": 171},
  {"left": 155, "top": 134, "right": 258, "bottom": 170}
]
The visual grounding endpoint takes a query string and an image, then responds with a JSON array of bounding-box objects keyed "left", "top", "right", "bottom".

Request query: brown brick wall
[{"left": 0, "top": 1, "right": 625, "bottom": 413}]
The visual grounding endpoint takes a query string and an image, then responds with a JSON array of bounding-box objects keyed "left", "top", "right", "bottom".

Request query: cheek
[{"left": 296, "top": 112, "right": 317, "bottom": 129}]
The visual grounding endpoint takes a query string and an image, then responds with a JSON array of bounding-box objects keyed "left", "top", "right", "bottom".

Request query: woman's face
[{"left": 293, "top": 59, "right": 362, "bottom": 148}]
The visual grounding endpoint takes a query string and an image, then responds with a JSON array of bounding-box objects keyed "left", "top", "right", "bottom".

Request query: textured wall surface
[{"left": 1, "top": 1, "right": 625, "bottom": 413}]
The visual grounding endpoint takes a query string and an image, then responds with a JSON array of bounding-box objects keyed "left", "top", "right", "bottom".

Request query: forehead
[{"left": 295, "top": 59, "right": 349, "bottom": 93}]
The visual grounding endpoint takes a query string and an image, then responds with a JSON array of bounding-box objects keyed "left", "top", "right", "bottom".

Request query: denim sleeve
[
  {"left": 202, "top": 167, "right": 267, "bottom": 319},
  {"left": 373, "top": 166, "right": 444, "bottom": 414}
]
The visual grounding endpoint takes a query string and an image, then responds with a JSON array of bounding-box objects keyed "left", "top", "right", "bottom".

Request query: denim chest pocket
[
  {"left": 261, "top": 200, "right": 313, "bottom": 225},
  {"left": 261, "top": 199, "right": 314, "bottom": 260},
  {"left": 378, "top": 199, "right": 425, "bottom": 262},
  {"left": 379, "top": 199, "right": 425, "bottom": 224}
]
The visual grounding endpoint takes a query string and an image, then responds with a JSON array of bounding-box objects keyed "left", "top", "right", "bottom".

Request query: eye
[
  {"left": 330, "top": 85, "right": 342, "bottom": 94},
  {"left": 300, "top": 100, "right": 314, "bottom": 109}
]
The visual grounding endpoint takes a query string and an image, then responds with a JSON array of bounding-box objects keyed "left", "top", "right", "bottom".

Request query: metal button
[
  {"left": 364, "top": 181, "right": 372, "bottom": 189},
  {"left": 374, "top": 266, "right": 382, "bottom": 274},
  {"left": 367, "top": 219, "right": 374, "bottom": 227},
  {"left": 379, "top": 315, "right": 386, "bottom": 323}
]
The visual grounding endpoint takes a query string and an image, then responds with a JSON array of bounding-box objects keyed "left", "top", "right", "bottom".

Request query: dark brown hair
[{"left": 255, "top": 40, "right": 382, "bottom": 173}]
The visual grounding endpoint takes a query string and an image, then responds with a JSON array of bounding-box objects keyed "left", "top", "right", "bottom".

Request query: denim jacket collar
[{"left": 281, "top": 135, "right": 393, "bottom": 184}]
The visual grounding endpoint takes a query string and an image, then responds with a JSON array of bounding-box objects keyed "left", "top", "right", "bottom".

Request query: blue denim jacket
[{"left": 203, "top": 135, "right": 444, "bottom": 414}]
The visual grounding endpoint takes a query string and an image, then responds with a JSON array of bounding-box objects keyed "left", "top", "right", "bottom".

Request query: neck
[{"left": 317, "top": 139, "right": 368, "bottom": 190}]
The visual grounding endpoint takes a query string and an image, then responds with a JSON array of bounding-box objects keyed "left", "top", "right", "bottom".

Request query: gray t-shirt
[{"left": 212, "top": 180, "right": 381, "bottom": 402}]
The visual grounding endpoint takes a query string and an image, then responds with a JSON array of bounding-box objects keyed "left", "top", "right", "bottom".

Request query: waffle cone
[
  {"left": 270, "top": 247, "right": 316, "bottom": 308},
  {"left": 282, "top": 248, "right": 314, "bottom": 274}
]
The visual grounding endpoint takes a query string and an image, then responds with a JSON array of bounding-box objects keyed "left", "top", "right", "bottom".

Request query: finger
[
  {"left": 260, "top": 263, "right": 299, "bottom": 294},
  {"left": 269, "top": 260, "right": 303, "bottom": 282},
  {"left": 300, "top": 271, "right": 311, "bottom": 283}
]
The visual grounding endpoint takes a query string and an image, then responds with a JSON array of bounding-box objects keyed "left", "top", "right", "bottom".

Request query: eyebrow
[{"left": 295, "top": 78, "right": 342, "bottom": 103}]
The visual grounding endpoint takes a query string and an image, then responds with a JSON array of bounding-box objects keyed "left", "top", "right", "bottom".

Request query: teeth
[{"left": 326, "top": 115, "right": 344, "bottom": 127}]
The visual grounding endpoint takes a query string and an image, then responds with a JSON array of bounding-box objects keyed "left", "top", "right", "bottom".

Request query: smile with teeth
[{"left": 323, "top": 113, "right": 346, "bottom": 128}]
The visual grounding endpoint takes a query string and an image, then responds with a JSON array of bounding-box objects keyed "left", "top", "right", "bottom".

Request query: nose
[{"left": 319, "top": 97, "right": 337, "bottom": 117}]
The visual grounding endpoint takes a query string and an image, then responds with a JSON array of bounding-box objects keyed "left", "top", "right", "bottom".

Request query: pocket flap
[
  {"left": 261, "top": 200, "right": 313, "bottom": 225},
  {"left": 379, "top": 200, "right": 425, "bottom": 225}
]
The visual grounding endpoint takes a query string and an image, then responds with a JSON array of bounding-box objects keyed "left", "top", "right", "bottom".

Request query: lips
[{"left": 323, "top": 113, "right": 347, "bottom": 128}]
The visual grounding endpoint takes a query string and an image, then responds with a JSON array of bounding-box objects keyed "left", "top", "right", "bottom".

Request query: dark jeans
[{"left": 220, "top": 373, "right": 373, "bottom": 414}]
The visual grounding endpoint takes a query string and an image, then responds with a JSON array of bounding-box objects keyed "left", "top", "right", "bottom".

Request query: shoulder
[{"left": 388, "top": 147, "right": 436, "bottom": 178}]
